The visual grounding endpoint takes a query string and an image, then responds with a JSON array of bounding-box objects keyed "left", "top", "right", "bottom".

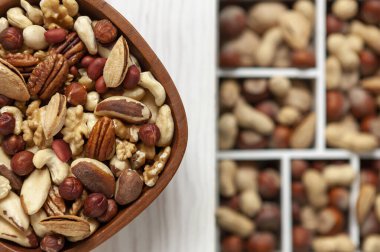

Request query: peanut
[
  {"left": 219, "top": 160, "right": 237, "bottom": 197},
  {"left": 216, "top": 207, "right": 255, "bottom": 238},
  {"left": 218, "top": 113, "right": 238, "bottom": 150},
  {"left": 302, "top": 170, "right": 328, "bottom": 209}
]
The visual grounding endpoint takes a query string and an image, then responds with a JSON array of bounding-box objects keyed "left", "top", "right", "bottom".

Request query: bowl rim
[{"left": 0, "top": 0, "right": 188, "bottom": 251}]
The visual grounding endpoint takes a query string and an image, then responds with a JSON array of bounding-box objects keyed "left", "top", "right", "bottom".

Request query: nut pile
[
  {"left": 291, "top": 160, "right": 356, "bottom": 252},
  {"left": 326, "top": 0, "right": 380, "bottom": 152},
  {"left": 0, "top": 0, "right": 174, "bottom": 250},
  {"left": 356, "top": 160, "right": 380, "bottom": 251},
  {"left": 219, "top": 0, "right": 315, "bottom": 68},
  {"left": 219, "top": 77, "right": 315, "bottom": 150},
  {"left": 217, "top": 160, "right": 281, "bottom": 252}
]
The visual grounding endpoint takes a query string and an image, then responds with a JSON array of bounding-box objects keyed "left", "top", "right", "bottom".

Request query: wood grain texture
[{"left": 94, "top": 1, "right": 216, "bottom": 252}]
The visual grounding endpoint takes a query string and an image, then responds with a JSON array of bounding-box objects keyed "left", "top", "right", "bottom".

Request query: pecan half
[
  {"left": 27, "top": 54, "right": 69, "bottom": 100},
  {"left": 50, "top": 32, "right": 86, "bottom": 66},
  {"left": 85, "top": 117, "right": 115, "bottom": 161},
  {"left": 43, "top": 186, "right": 66, "bottom": 216},
  {"left": 4, "top": 53, "right": 40, "bottom": 79}
]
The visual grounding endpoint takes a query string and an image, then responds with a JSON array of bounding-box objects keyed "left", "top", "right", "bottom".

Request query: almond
[{"left": 42, "top": 93, "right": 67, "bottom": 139}]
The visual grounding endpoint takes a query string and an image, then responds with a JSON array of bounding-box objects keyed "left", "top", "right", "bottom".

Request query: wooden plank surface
[{"left": 95, "top": 1, "right": 216, "bottom": 251}]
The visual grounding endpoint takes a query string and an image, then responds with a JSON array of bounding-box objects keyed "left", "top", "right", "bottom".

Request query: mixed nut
[
  {"left": 217, "top": 160, "right": 281, "bottom": 252},
  {"left": 326, "top": 0, "right": 380, "bottom": 152},
  {"left": 0, "top": 0, "right": 174, "bottom": 250},
  {"left": 219, "top": 0, "right": 315, "bottom": 68},
  {"left": 219, "top": 77, "right": 315, "bottom": 150}
]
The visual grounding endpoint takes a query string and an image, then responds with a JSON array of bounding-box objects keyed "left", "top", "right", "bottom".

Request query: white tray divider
[
  {"left": 349, "top": 155, "right": 361, "bottom": 249},
  {"left": 217, "top": 68, "right": 318, "bottom": 79},
  {"left": 281, "top": 156, "right": 292, "bottom": 252}
]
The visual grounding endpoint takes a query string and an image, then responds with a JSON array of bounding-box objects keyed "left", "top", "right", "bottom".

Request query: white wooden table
[{"left": 95, "top": 1, "right": 216, "bottom": 251}]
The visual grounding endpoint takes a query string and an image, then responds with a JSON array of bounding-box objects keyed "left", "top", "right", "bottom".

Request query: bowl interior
[{"left": 0, "top": 0, "right": 188, "bottom": 251}]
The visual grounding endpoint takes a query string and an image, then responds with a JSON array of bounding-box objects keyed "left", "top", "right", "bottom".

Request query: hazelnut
[
  {"left": 255, "top": 101, "right": 279, "bottom": 120},
  {"left": 361, "top": 211, "right": 380, "bottom": 237},
  {"left": 360, "top": 170, "right": 378, "bottom": 187},
  {"left": 361, "top": 115, "right": 376, "bottom": 132},
  {"left": 81, "top": 56, "right": 96, "bottom": 68},
  {"left": 1, "top": 134, "right": 25, "bottom": 155},
  {"left": 40, "top": 234, "right": 65, "bottom": 252},
  {"left": 361, "top": 0, "right": 380, "bottom": 24},
  {"left": 255, "top": 203, "right": 281, "bottom": 232},
  {"left": 83, "top": 193, "right": 108, "bottom": 218},
  {"left": 138, "top": 123, "right": 161, "bottom": 146},
  {"left": 44, "top": 28, "right": 68, "bottom": 44},
  {"left": 94, "top": 19, "right": 118, "bottom": 44},
  {"left": 219, "top": 6, "right": 246, "bottom": 39},
  {"left": 95, "top": 76, "right": 108, "bottom": 94},
  {"left": 123, "top": 65, "right": 141, "bottom": 90},
  {"left": 360, "top": 50, "right": 379, "bottom": 76},
  {"left": 242, "top": 79, "right": 269, "bottom": 104},
  {"left": 311, "top": 160, "right": 326, "bottom": 172},
  {"left": 221, "top": 235, "right": 243, "bottom": 252},
  {"left": 329, "top": 187, "right": 349, "bottom": 211},
  {"left": 246, "top": 232, "right": 276, "bottom": 252},
  {"left": 326, "top": 91, "right": 346, "bottom": 122},
  {"left": 0, "top": 94, "right": 13, "bottom": 108},
  {"left": 292, "top": 202, "right": 301, "bottom": 223},
  {"left": 70, "top": 66, "right": 79, "bottom": 78},
  {"left": 317, "top": 207, "right": 344, "bottom": 235},
  {"left": 65, "top": 83, "right": 87, "bottom": 106},
  {"left": 258, "top": 170, "right": 280, "bottom": 199},
  {"left": 221, "top": 195, "right": 240, "bottom": 211},
  {"left": 326, "top": 15, "right": 344, "bottom": 34},
  {"left": 0, "top": 112, "right": 15, "bottom": 136},
  {"left": 52, "top": 139, "right": 72, "bottom": 162},
  {"left": 349, "top": 88, "right": 376, "bottom": 119},
  {"left": 97, "top": 199, "right": 118, "bottom": 223},
  {"left": 11, "top": 151, "right": 35, "bottom": 176},
  {"left": 59, "top": 177, "right": 84, "bottom": 201},
  {"left": 236, "top": 130, "right": 268, "bottom": 149},
  {"left": 270, "top": 126, "right": 291, "bottom": 148},
  {"left": 292, "top": 226, "right": 311, "bottom": 252},
  {"left": 291, "top": 50, "right": 316, "bottom": 68},
  {"left": 219, "top": 46, "right": 240, "bottom": 67},
  {"left": 292, "top": 160, "right": 308, "bottom": 180},
  {"left": 0, "top": 27, "right": 23, "bottom": 51},
  {"left": 292, "top": 182, "right": 307, "bottom": 205}
]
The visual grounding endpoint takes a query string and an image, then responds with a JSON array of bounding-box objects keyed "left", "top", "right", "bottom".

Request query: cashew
[
  {"left": 326, "top": 56, "right": 342, "bottom": 90},
  {"left": 247, "top": 2, "right": 287, "bottom": 34},
  {"left": 62, "top": 0, "right": 79, "bottom": 17},
  {"left": 239, "top": 189, "right": 261, "bottom": 217},
  {"left": 85, "top": 91, "right": 100, "bottom": 112},
  {"left": 220, "top": 79, "right": 240, "bottom": 109},
  {"left": 30, "top": 209, "right": 50, "bottom": 238},
  {"left": 20, "top": 0, "right": 43, "bottom": 25},
  {"left": 277, "top": 106, "right": 301, "bottom": 126},
  {"left": 269, "top": 76, "right": 291, "bottom": 97},
  {"left": 327, "top": 34, "right": 359, "bottom": 71},
  {"left": 6, "top": 7, "right": 33, "bottom": 29},
  {"left": 74, "top": 16, "right": 97, "bottom": 55},
  {"left": 255, "top": 27, "right": 283, "bottom": 66},
  {"left": 280, "top": 11, "right": 311, "bottom": 50},
  {"left": 302, "top": 170, "right": 328, "bottom": 208},
  {"left": 351, "top": 21, "right": 380, "bottom": 54},
  {"left": 122, "top": 87, "right": 146, "bottom": 101},
  {"left": 322, "top": 164, "right": 355, "bottom": 187},
  {"left": 0, "top": 191, "right": 30, "bottom": 232},
  {"left": 156, "top": 105, "right": 174, "bottom": 147},
  {"left": 0, "top": 218, "right": 36, "bottom": 248},
  {"left": 312, "top": 234, "right": 355, "bottom": 252},
  {"left": 0, "top": 175, "right": 10, "bottom": 200},
  {"left": 235, "top": 166, "right": 258, "bottom": 192},
  {"left": 218, "top": 113, "right": 238, "bottom": 150},
  {"left": 20, "top": 168, "right": 51, "bottom": 215},
  {"left": 33, "top": 149, "right": 69, "bottom": 185},
  {"left": 138, "top": 72, "right": 166, "bottom": 106},
  {"left": 219, "top": 160, "right": 237, "bottom": 197},
  {"left": 364, "top": 235, "right": 380, "bottom": 252},
  {"left": 216, "top": 207, "right": 255, "bottom": 238},
  {"left": 290, "top": 113, "right": 316, "bottom": 149},
  {"left": 332, "top": 0, "right": 358, "bottom": 20},
  {"left": 142, "top": 93, "right": 158, "bottom": 123},
  {"left": 97, "top": 41, "right": 113, "bottom": 58},
  {"left": 234, "top": 99, "right": 274, "bottom": 135},
  {"left": 23, "top": 25, "right": 48, "bottom": 50},
  {"left": 0, "top": 17, "right": 9, "bottom": 33},
  {"left": 294, "top": 0, "right": 315, "bottom": 24},
  {"left": 0, "top": 106, "right": 23, "bottom": 135}
]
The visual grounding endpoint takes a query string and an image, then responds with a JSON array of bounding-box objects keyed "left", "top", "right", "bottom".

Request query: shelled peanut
[
  {"left": 219, "top": 77, "right": 315, "bottom": 150},
  {"left": 216, "top": 160, "right": 281, "bottom": 252},
  {"left": 219, "top": 0, "right": 315, "bottom": 68},
  {"left": 291, "top": 160, "right": 356, "bottom": 252},
  {"left": 326, "top": 0, "right": 380, "bottom": 152},
  {"left": 357, "top": 160, "right": 380, "bottom": 252}
]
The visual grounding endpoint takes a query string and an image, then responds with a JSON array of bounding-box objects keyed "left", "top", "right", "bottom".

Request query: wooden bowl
[{"left": 0, "top": 0, "right": 188, "bottom": 251}]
